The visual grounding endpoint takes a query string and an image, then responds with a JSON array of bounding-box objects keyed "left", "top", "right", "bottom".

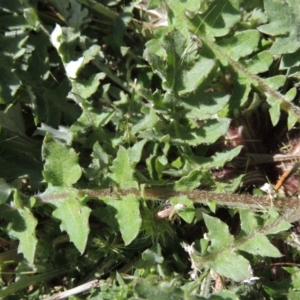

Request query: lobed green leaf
[
  {"left": 42, "top": 134, "right": 82, "bottom": 187},
  {"left": 7, "top": 207, "right": 38, "bottom": 264},
  {"left": 170, "top": 196, "right": 195, "bottom": 223},
  {"left": 205, "top": 249, "right": 250, "bottom": 282},
  {"left": 203, "top": 214, "right": 234, "bottom": 252},
  {"left": 216, "top": 30, "right": 260, "bottom": 61},
  {"left": 109, "top": 146, "right": 139, "bottom": 189},
  {"left": 238, "top": 233, "right": 282, "bottom": 257},
  {"left": 258, "top": 0, "right": 300, "bottom": 55},
  {"left": 52, "top": 194, "right": 91, "bottom": 254},
  {"left": 108, "top": 194, "right": 142, "bottom": 245}
]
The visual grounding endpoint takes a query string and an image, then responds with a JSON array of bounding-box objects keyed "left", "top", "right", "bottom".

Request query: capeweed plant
[{"left": 1, "top": 0, "right": 300, "bottom": 298}]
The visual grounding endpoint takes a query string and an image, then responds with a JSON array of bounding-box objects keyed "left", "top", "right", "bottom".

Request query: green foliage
[
  {"left": 1, "top": 0, "right": 300, "bottom": 298},
  {"left": 106, "top": 194, "right": 142, "bottom": 245},
  {"left": 258, "top": 0, "right": 300, "bottom": 55},
  {"left": 42, "top": 134, "right": 82, "bottom": 186},
  {"left": 109, "top": 146, "right": 139, "bottom": 189},
  {"left": 170, "top": 197, "right": 195, "bottom": 223},
  {"left": 52, "top": 193, "right": 91, "bottom": 254},
  {"left": 192, "top": 211, "right": 285, "bottom": 282},
  {"left": 6, "top": 205, "right": 38, "bottom": 265}
]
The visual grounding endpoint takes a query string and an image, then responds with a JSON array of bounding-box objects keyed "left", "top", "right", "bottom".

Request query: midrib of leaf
[
  {"left": 170, "top": 48, "right": 182, "bottom": 96},
  {"left": 170, "top": 53, "right": 177, "bottom": 92},
  {"left": 76, "top": 0, "right": 118, "bottom": 20},
  {"left": 76, "top": 0, "right": 143, "bottom": 33},
  {"left": 199, "top": 35, "right": 300, "bottom": 122}
]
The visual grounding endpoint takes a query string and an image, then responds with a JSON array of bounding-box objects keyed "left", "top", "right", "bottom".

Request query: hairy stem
[{"left": 37, "top": 188, "right": 300, "bottom": 221}]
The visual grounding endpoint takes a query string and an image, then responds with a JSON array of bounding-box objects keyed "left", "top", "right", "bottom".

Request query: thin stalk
[{"left": 37, "top": 187, "right": 300, "bottom": 213}]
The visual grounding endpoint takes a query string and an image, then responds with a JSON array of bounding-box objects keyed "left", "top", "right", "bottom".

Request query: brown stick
[{"left": 45, "top": 279, "right": 100, "bottom": 300}]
